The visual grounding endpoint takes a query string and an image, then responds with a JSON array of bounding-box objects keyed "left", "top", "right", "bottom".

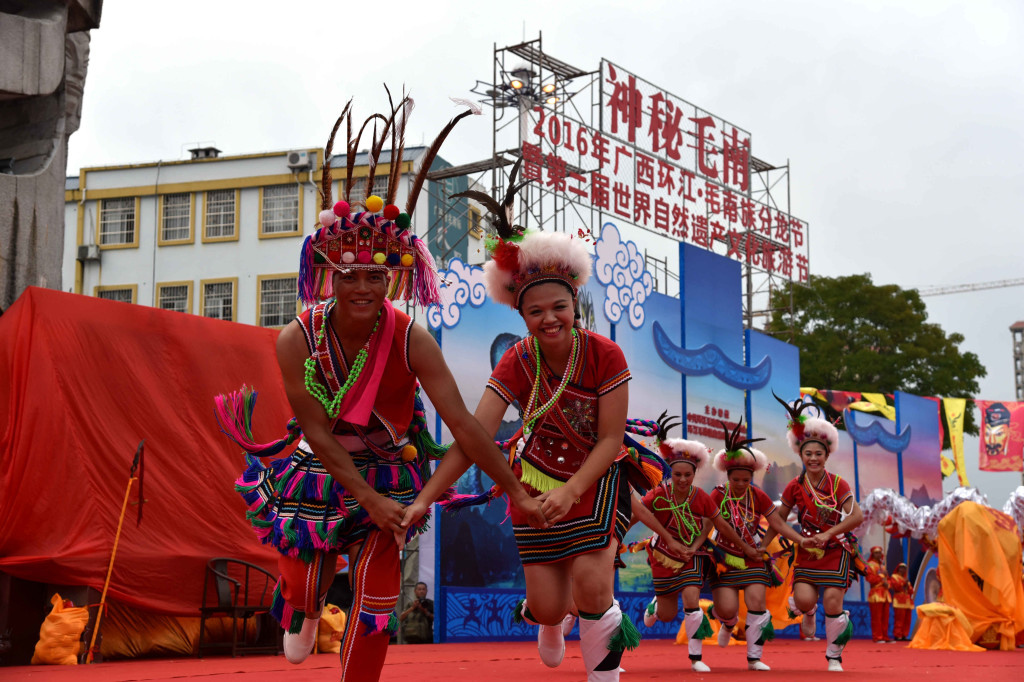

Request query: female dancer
[
  {"left": 634, "top": 415, "right": 760, "bottom": 672},
  {"left": 707, "top": 421, "right": 807, "bottom": 671},
  {"left": 763, "top": 397, "right": 864, "bottom": 672},
  {"left": 890, "top": 562, "right": 913, "bottom": 641},
  {"left": 406, "top": 217, "right": 663, "bottom": 681}
]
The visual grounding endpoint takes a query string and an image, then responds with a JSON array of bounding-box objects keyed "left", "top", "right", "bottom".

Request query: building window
[
  {"left": 201, "top": 279, "right": 236, "bottom": 321},
  {"left": 261, "top": 184, "right": 300, "bottom": 235},
  {"left": 204, "top": 189, "right": 237, "bottom": 240},
  {"left": 94, "top": 286, "right": 136, "bottom": 304},
  {"left": 99, "top": 197, "right": 136, "bottom": 246},
  {"left": 344, "top": 176, "right": 390, "bottom": 205},
  {"left": 258, "top": 275, "right": 298, "bottom": 328},
  {"left": 157, "top": 282, "right": 192, "bottom": 313},
  {"left": 160, "top": 193, "right": 192, "bottom": 243}
]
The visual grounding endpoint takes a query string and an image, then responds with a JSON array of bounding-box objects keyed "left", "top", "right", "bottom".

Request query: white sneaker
[
  {"left": 828, "top": 658, "right": 844, "bottom": 672},
  {"left": 717, "top": 624, "right": 732, "bottom": 647},
  {"left": 537, "top": 623, "right": 565, "bottom": 668},
  {"left": 643, "top": 597, "right": 658, "bottom": 628},
  {"left": 561, "top": 612, "right": 577, "bottom": 636},
  {"left": 692, "top": 660, "right": 711, "bottom": 672},
  {"left": 282, "top": 617, "right": 318, "bottom": 664},
  {"left": 748, "top": 660, "right": 771, "bottom": 671}
]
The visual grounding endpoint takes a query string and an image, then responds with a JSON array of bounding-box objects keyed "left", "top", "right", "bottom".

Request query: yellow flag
[{"left": 943, "top": 398, "right": 969, "bottom": 486}]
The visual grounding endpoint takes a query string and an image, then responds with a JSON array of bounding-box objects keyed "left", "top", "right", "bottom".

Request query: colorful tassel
[
  {"left": 519, "top": 459, "right": 565, "bottom": 494},
  {"left": 608, "top": 612, "right": 642, "bottom": 652},
  {"left": 693, "top": 612, "right": 714, "bottom": 640},
  {"left": 755, "top": 619, "right": 776, "bottom": 645},
  {"left": 214, "top": 387, "right": 301, "bottom": 457}
]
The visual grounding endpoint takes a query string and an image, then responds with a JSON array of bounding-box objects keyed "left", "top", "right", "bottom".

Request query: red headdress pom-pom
[{"left": 490, "top": 238, "right": 520, "bottom": 272}]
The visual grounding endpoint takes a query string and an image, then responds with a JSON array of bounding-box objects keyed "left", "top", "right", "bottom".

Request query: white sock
[
  {"left": 825, "top": 611, "right": 851, "bottom": 661},
  {"left": 745, "top": 610, "right": 771, "bottom": 663},
  {"left": 579, "top": 602, "right": 625, "bottom": 682},
  {"left": 684, "top": 609, "right": 706, "bottom": 660}
]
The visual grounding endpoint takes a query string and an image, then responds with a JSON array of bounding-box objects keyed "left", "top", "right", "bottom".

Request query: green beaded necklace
[
  {"left": 652, "top": 483, "right": 701, "bottom": 544},
  {"left": 522, "top": 329, "right": 580, "bottom": 435},
  {"left": 303, "top": 301, "right": 380, "bottom": 418}
]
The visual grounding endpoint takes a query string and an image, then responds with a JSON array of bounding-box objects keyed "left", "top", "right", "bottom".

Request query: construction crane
[{"left": 915, "top": 277, "right": 1024, "bottom": 297}]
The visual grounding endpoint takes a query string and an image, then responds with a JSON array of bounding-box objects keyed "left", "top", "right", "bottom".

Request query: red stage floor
[{"left": 4, "top": 639, "right": 1021, "bottom": 681}]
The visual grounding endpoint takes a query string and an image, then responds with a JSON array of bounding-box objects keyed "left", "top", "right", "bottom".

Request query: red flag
[{"left": 977, "top": 401, "right": 1024, "bottom": 472}]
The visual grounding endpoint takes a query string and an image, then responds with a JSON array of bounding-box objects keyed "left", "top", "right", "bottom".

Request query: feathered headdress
[
  {"left": 653, "top": 411, "right": 709, "bottom": 470},
  {"left": 773, "top": 392, "right": 840, "bottom": 456},
  {"left": 297, "top": 90, "right": 479, "bottom": 307},
  {"left": 712, "top": 418, "right": 768, "bottom": 472},
  {"left": 458, "top": 160, "right": 591, "bottom": 309}
]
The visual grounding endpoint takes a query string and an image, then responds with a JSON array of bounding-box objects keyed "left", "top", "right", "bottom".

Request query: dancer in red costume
[
  {"left": 406, "top": 189, "right": 666, "bottom": 681},
  {"left": 705, "top": 422, "right": 808, "bottom": 672},
  {"left": 215, "top": 96, "right": 544, "bottom": 682},
  {"left": 632, "top": 414, "right": 758, "bottom": 672},
  {"left": 890, "top": 562, "right": 913, "bottom": 641},
  {"left": 865, "top": 546, "right": 892, "bottom": 643},
  {"left": 763, "top": 396, "right": 865, "bottom": 672}
]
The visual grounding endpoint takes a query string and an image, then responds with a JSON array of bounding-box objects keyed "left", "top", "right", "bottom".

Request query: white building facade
[{"left": 63, "top": 147, "right": 483, "bottom": 327}]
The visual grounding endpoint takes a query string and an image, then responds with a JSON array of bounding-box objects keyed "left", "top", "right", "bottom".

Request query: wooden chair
[{"left": 197, "top": 558, "right": 281, "bottom": 657}]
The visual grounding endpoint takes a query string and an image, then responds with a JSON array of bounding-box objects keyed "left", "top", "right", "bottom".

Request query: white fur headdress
[
  {"left": 712, "top": 419, "right": 768, "bottom": 473},
  {"left": 653, "top": 412, "right": 710, "bottom": 469},
  {"left": 774, "top": 393, "right": 840, "bottom": 456}
]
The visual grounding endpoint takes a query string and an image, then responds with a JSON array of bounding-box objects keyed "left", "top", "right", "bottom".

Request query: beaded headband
[
  {"left": 773, "top": 392, "right": 840, "bottom": 456},
  {"left": 712, "top": 418, "right": 768, "bottom": 473},
  {"left": 297, "top": 91, "right": 479, "bottom": 307}
]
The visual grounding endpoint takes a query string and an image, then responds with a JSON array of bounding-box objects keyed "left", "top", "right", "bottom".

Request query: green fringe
[
  {"left": 705, "top": 603, "right": 717, "bottom": 622},
  {"left": 833, "top": 616, "right": 853, "bottom": 646},
  {"left": 608, "top": 611, "right": 642, "bottom": 652},
  {"left": 755, "top": 619, "right": 775, "bottom": 645},
  {"left": 288, "top": 610, "right": 305, "bottom": 634},
  {"left": 398, "top": 465, "right": 412, "bottom": 490},
  {"left": 511, "top": 598, "right": 526, "bottom": 625},
  {"left": 693, "top": 612, "right": 714, "bottom": 640},
  {"left": 386, "top": 612, "right": 399, "bottom": 634},
  {"left": 519, "top": 459, "right": 565, "bottom": 494},
  {"left": 724, "top": 553, "right": 746, "bottom": 570}
]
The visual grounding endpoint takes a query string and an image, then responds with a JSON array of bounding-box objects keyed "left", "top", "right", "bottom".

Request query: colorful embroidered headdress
[
  {"left": 712, "top": 419, "right": 768, "bottom": 473},
  {"left": 653, "top": 411, "right": 710, "bottom": 470},
  {"left": 458, "top": 160, "right": 592, "bottom": 309},
  {"left": 774, "top": 392, "right": 840, "bottom": 456},
  {"left": 298, "top": 92, "right": 479, "bottom": 307}
]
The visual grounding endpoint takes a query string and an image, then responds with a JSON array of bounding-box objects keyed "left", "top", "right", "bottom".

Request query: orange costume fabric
[
  {"left": 890, "top": 571, "right": 914, "bottom": 640},
  {"left": 936, "top": 501, "right": 1024, "bottom": 650},
  {"left": 864, "top": 557, "right": 891, "bottom": 642}
]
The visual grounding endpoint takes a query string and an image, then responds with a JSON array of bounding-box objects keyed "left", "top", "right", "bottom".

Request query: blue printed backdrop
[{"left": 422, "top": 232, "right": 919, "bottom": 642}]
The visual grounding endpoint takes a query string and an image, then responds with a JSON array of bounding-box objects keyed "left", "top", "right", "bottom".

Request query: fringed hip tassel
[{"left": 214, "top": 386, "right": 302, "bottom": 457}]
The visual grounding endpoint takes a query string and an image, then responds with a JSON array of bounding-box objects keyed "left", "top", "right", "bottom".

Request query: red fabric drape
[{"left": 0, "top": 288, "right": 289, "bottom": 615}]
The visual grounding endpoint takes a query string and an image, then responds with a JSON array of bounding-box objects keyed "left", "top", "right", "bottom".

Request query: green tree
[{"left": 766, "top": 273, "right": 986, "bottom": 436}]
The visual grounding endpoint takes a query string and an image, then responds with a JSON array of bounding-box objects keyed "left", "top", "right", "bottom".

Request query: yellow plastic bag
[
  {"left": 31, "top": 593, "right": 90, "bottom": 665},
  {"left": 317, "top": 603, "right": 347, "bottom": 654}
]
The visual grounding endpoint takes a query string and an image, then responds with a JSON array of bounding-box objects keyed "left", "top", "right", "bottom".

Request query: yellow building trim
[
  {"left": 156, "top": 192, "right": 196, "bottom": 246},
  {"left": 255, "top": 272, "right": 302, "bottom": 329},
  {"left": 98, "top": 196, "right": 141, "bottom": 250},
  {"left": 80, "top": 149, "right": 318, "bottom": 173},
  {"left": 83, "top": 173, "right": 306, "bottom": 201},
  {"left": 93, "top": 283, "right": 139, "bottom": 304},
  {"left": 200, "top": 188, "right": 241, "bottom": 243},
  {"left": 155, "top": 280, "right": 195, "bottom": 313},
  {"left": 258, "top": 183, "right": 304, "bottom": 239},
  {"left": 198, "top": 276, "right": 239, "bottom": 322}
]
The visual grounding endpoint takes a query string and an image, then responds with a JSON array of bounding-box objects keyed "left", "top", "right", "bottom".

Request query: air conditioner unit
[
  {"left": 286, "top": 150, "right": 312, "bottom": 171},
  {"left": 77, "top": 244, "right": 101, "bottom": 262}
]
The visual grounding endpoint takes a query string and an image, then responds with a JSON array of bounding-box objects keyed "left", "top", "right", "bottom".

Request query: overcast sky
[{"left": 67, "top": 0, "right": 1024, "bottom": 503}]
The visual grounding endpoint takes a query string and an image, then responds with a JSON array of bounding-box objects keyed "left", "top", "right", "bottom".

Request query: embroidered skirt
[
  {"left": 235, "top": 433, "right": 427, "bottom": 560},
  {"left": 646, "top": 544, "right": 711, "bottom": 595},
  {"left": 792, "top": 544, "right": 854, "bottom": 589},
  {"left": 710, "top": 549, "right": 771, "bottom": 588},
  {"left": 509, "top": 462, "right": 631, "bottom": 565}
]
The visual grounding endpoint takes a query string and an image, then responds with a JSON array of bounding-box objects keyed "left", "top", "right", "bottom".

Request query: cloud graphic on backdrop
[
  {"left": 593, "top": 222, "right": 654, "bottom": 329},
  {"left": 427, "top": 258, "right": 487, "bottom": 330}
]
